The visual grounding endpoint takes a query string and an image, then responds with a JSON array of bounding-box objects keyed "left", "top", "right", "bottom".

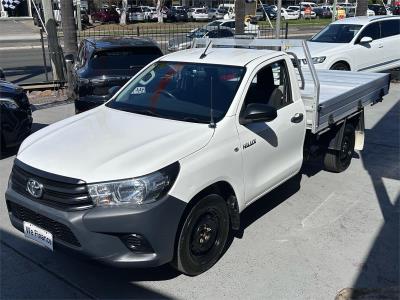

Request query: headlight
[
  {"left": 88, "top": 162, "right": 179, "bottom": 207},
  {"left": 0, "top": 98, "right": 19, "bottom": 109},
  {"left": 301, "top": 56, "right": 326, "bottom": 65}
]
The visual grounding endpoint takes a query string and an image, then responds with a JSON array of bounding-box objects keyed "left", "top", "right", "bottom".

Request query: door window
[
  {"left": 357, "top": 22, "right": 381, "bottom": 42},
  {"left": 380, "top": 19, "right": 400, "bottom": 38},
  {"left": 243, "top": 60, "right": 292, "bottom": 110}
]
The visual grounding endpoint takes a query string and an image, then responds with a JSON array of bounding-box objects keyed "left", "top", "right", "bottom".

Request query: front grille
[
  {"left": 8, "top": 201, "right": 81, "bottom": 247},
  {"left": 11, "top": 163, "right": 93, "bottom": 210}
]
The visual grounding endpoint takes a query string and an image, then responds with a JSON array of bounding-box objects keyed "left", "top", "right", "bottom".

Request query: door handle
[
  {"left": 378, "top": 44, "right": 383, "bottom": 48},
  {"left": 291, "top": 113, "right": 304, "bottom": 123}
]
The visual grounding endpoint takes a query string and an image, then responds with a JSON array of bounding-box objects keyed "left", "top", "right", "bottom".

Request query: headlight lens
[
  {"left": 0, "top": 98, "right": 19, "bottom": 109},
  {"left": 88, "top": 162, "right": 179, "bottom": 207},
  {"left": 301, "top": 56, "right": 326, "bottom": 65}
]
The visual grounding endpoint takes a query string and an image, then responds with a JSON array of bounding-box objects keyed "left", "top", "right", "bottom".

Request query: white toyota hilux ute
[{"left": 6, "top": 38, "right": 390, "bottom": 276}]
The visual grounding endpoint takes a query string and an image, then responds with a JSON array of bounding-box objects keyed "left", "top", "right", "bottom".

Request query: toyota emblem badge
[{"left": 26, "top": 179, "right": 43, "bottom": 198}]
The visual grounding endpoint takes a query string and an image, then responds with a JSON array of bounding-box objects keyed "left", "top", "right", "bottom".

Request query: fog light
[{"left": 121, "top": 234, "right": 154, "bottom": 253}]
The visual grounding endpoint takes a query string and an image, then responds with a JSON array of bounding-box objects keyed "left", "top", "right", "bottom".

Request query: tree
[
  {"left": 120, "top": 0, "right": 128, "bottom": 25},
  {"left": 60, "top": 0, "right": 78, "bottom": 58},
  {"left": 356, "top": 0, "right": 368, "bottom": 16},
  {"left": 156, "top": 0, "right": 164, "bottom": 23},
  {"left": 235, "top": 0, "right": 245, "bottom": 35}
]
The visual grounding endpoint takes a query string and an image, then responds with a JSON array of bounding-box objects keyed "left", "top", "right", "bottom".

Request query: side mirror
[
  {"left": 359, "top": 36, "right": 373, "bottom": 44},
  {"left": 241, "top": 103, "right": 277, "bottom": 124},
  {"left": 64, "top": 54, "right": 75, "bottom": 64},
  {"left": 108, "top": 86, "right": 121, "bottom": 97}
]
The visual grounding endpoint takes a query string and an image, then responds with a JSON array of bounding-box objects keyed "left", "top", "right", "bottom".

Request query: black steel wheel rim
[
  {"left": 339, "top": 135, "right": 352, "bottom": 165},
  {"left": 190, "top": 210, "right": 220, "bottom": 256}
]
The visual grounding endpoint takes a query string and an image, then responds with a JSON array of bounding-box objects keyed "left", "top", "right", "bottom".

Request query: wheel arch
[
  {"left": 173, "top": 180, "right": 240, "bottom": 258},
  {"left": 329, "top": 60, "right": 351, "bottom": 71}
]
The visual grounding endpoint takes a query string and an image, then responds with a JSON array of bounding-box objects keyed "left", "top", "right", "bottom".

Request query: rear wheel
[
  {"left": 171, "top": 194, "right": 230, "bottom": 276},
  {"left": 324, "top": 124, "right": 355, "bottom": 173},
  {"left": 330, "top": 62, "right": 350, "bottom": 71}
]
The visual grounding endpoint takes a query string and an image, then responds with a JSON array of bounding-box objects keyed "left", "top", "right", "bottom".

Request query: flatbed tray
[{"left": 301, "top": 70, "right": 390, "bottom": 132}]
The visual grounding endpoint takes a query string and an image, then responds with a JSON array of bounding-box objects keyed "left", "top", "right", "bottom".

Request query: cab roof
[{"left": 160, "top": 47, "right": 283, "bottom": 67}]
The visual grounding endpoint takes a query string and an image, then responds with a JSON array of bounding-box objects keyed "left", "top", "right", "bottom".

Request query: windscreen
[
  {"left": 310, "top": 24, "right": 362, "bottom": 43},
  {"left": 89, "top": 47, "right": 162, "bottom": 70},
  {"left": 106, "top": 62, "right": 245, "bottom": 123}
]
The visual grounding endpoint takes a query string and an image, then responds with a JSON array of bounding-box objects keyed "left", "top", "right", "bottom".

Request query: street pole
[
  {"left": 276, "top": 0, "right": 282, "bottom": 38},
  {"left": 42, "top": 0, "right": 64, "bottom": 81}
]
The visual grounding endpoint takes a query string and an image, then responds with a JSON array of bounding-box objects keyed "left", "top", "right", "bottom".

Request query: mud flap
[{"left": 354, "top": 110, "right": 365, "bottom": 151}]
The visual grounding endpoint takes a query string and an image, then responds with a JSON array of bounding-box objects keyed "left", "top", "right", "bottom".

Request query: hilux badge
[
  {"left": 243, "top": 139, "right": 256, "bottom": 149},
  {"left": 26, "top": 179, "right": 43, "bottom": 198}
]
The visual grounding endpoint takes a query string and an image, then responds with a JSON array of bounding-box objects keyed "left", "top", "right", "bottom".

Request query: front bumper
[{"left": 6, "top": 188, "right": 186, "bottom": 267}]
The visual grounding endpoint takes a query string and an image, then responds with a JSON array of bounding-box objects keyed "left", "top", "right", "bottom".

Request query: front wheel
[
  {"left": 330, "top": 62, "right": 350, "bottom": 71},
  {"left": 171, "top": 194, "right": 230, "bottom": 276},
  {"left": 324, "top": 124, "right": 355, "bottom": 173}
]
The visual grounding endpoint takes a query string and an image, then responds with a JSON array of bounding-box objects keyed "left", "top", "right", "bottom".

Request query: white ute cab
[
  {"left": 292, "top": 16, "right": 400, "bottom": 71},
  {"left": 6, "top": 38, "right": 390, "bottom": 276}
]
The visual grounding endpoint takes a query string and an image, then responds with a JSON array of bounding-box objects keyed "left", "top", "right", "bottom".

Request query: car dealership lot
[{"left": 0, "top": 84, "right": 399, "bottom": 299}]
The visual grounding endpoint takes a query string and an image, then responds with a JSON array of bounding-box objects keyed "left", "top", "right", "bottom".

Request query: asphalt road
[
  {"left": 0, "top": 48, "right": 53, "bottom": 84},
  {"left": 0, "top": 83, "right": 398, "bottom": 299}
]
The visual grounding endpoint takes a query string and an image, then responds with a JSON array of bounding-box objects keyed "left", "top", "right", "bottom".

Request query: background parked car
[
  {"left": 206, "top": 19, "right": 260, "bottom": 36},
  {"left": 80, "top": 9, "right": 91, "bottom": 29},
  {"left": 280, "top": 7, "right": 300, "bottom": 20},
  {"left": 313, "top": 6, "right": 332, "bottom": 18},
  {"left": 166, "top": 8, "right": 188, "bottom": 22},
  {"left": 262, "top": 5, "right": 278, "bottom": 20},
  {"left": 290, "top": 16, "right": 400, "bottom": 72},
  {"left": 368, "top": 4, "right": 389, "bottom": 15},
  {"left": 168, "top": 27, "right": 234, "bottom": 52},
  {"left": 188, "top": 8, "right": 209, "bottom": 21},
  {"left": 208, "top": 8, "right": 225, "bottom": 20},
  {"left": 0, "top": 81, "right": 32, "bottom": 153},
  {"left": 91, "top": 8, "right": 120, "bottom": 23},
  {"left": 128, "top": 6, "right": 145, "bottom": 22},
  {"left": 71, "top": 37, "right": 163, "bottom": 114}
]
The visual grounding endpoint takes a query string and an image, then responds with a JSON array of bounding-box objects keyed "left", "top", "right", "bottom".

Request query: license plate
[{"left": 23, "top": 221, "right": 53, "bottom": 251}]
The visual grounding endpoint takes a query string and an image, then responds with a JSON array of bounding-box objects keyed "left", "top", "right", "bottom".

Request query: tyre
[
  {"left": 171, "top": 194, "right": 230, "bottom": 276},
  {"left": 330, "top": 62, "right": 350, "bottom": 71},
  {"left": 324, "top": 124, "right": 355, "bottom": 173}
]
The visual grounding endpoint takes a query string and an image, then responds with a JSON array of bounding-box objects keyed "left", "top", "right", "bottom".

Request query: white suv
[{"left": 292, "top": 16, "right": 400, "bottom": 71}]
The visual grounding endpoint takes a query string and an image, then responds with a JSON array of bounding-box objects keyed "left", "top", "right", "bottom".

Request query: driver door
[
  {"left": 352, "top": 22, "right": 383, "bottom": 71},
  {"left": 236, "top": 58, "right": 305, "bottom": 204}
]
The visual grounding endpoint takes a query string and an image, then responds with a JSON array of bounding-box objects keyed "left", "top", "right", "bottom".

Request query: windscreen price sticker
[
  {"left": 133, "top": 87, "right": 146, "bottom": 94},
  {"left": 23, "top": 221, "right": 54, "bottom": 251}
]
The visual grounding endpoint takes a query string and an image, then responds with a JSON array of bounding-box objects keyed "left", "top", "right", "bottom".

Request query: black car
[
  {"left": 0, "top": 68, "right": 5, "bottom": 80},
  {"left": 71, "top": 37, "right": 163, "bottom": 114},
  {"left": 0, "top": 81, "right": 32, "bottom": 152},
  {"left": 80, "top": 9, "right": 91, "bottom": 29},
  {"left": 313, "top": 7, "right": 332, "bottom": 18},
  {"left": 368, "top": 4, "right": 388, "bottom": 15},
  {"left": 166, "top": 8, "right": 188, "bottom": 22},
  {"left": 262, "top": 5, "right": 277, "bottom": 20}
]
